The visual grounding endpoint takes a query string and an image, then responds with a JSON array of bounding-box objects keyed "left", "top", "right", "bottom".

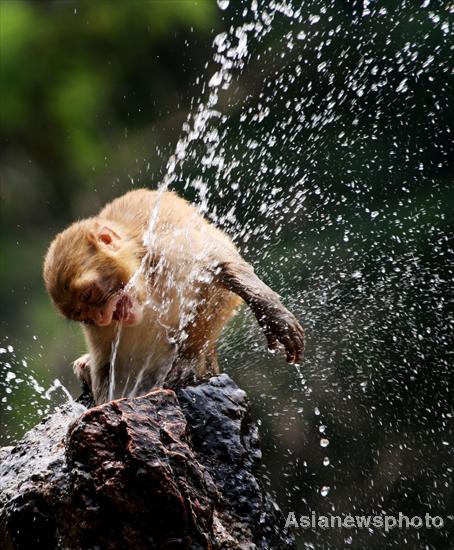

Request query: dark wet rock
[
  {"left": 0, "top": 404, "right": 85, "bottom": 550},
  {"left": 0, "top": 374, "right": 295, "bottom": 549},
  {"left": 178, "top": 375, "right": 293, "bottom": 549}
]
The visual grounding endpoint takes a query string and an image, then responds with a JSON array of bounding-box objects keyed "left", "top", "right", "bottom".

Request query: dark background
[{"left": 1, "top": 1, "right": 453, "bottom": 548}]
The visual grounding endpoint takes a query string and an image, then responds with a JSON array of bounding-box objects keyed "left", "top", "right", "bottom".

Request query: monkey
[{"left": 43, "top": 189, "right": 304, "bottom": 404}]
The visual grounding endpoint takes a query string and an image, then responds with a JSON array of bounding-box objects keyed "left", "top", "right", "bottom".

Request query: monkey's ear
[{"left": 94, "top": 224, "right": 121, "bottom": 249}]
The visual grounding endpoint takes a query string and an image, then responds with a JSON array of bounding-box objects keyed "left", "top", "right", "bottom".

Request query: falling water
[
  {"left": 106, "top": 2, "right": 269, "bottom": 395},
  {"left": 2, "top": 1, "right": 452, "bottom": 548},
  {"left": 0, "top": 343, "right": 84, "bottom": 444}
]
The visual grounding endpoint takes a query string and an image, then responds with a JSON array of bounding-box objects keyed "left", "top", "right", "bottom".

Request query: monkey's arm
[{"left": 215, "top": 260, "right": 304, "bottom": 364}]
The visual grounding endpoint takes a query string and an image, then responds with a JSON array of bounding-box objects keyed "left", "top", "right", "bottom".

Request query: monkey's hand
[
  {"left": 73, "top": 353, "right": 92, "bottom": 392},
  {"left": 215, "top": 259, "right": 305, "bottom": 364},
  {"left": 254, "top": 302, "right": 305, "bottom": 364}
]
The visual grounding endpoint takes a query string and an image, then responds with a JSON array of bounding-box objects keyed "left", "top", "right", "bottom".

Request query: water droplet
[
  {"left": 396, "top": 78, "right": 408, "bottom": 93},
  {"left": 208, "top": 71, "right": 223, "bottom": 88},
  {"left": 5, "top": 372, "right": 16, "bottom": 382}
]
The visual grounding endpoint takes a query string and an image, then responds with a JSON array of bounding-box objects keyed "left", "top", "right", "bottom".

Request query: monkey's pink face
[{"left": 68, "top": 283, "right": 143, "bottom": 327}]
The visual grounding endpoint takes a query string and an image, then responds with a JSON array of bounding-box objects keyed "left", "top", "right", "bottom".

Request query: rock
[
  {"left": 178, "top": 375, "right": 294, "bottom": 549},
  {"left": 0, "top": 403, "right": 86, "bottom": 550},
  {"left": 0, "top": 374, "right": 295, "bottom": 549}
]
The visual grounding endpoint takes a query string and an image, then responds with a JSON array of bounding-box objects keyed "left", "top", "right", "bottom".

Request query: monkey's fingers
[
  {"left": 294, "top": 323, "right": 305, "bottom": 357},
  {"left": 259, "top": 309, "right": 304, "bottom": 362},
  {"left": 283, "top": 326, "right": 304, "bottom": 364},
  {"left": 280, "top": 334, "right": 297, "bottom": 364},
  {"left": 293, "top": 331, "right": 304, "bottom": 364},
  {"left": 265, "top": 328, "right": 278, "bottom": 351}
]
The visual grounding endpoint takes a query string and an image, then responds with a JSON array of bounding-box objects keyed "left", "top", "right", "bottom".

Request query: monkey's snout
[{"left": 113, "top": 294, "right": 130, "bottom": 321}]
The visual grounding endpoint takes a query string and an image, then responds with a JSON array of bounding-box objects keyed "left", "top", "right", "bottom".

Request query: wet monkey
[{"left": 43, "top": 189, "right": 304, "bottom": 403}]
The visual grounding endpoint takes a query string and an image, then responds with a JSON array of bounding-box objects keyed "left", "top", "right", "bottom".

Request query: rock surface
[{"left": 0, "top": 374, "right": 295, "bottom": 549}]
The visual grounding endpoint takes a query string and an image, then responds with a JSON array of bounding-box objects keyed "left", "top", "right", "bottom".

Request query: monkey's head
[{"left": 43, "top": 218, "right": 143, "bottom": 327}]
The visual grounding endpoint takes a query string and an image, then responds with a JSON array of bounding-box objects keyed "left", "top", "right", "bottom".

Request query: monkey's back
[{"left": 99, "top": 188, "right": 237, "bottom": 254}]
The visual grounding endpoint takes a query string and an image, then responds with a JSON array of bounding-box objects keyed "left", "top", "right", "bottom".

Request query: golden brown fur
[{"left": 44, "top": 189, "right": 304, "bottom": 403}]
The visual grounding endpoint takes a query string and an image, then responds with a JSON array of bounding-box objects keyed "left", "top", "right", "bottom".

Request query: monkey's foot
[{"left": 73, "top": 353, "right": 92, "bottom": 391}]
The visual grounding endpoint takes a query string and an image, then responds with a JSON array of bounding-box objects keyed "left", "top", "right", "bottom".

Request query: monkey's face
[
  {"left": 44, "top": 220, "right": 143, "bottom": 328},
  {"left": 65, "top": 278, "right": 143, "bottom": 327}
]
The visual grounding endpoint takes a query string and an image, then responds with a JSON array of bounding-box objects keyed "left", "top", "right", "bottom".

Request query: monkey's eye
[
  {"left": 73, "top": 309, "right": 82, "bottom": 320},
  {"left": 80, "top": 287, "right": 95, "bottom": 304}
]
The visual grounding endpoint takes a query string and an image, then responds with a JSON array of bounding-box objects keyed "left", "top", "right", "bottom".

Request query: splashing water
[
  {"left": 103, "top": 6, "right": 452, "bottom": 541},
  {"left": 3, "top": 1, "right": 453, "bottom": 548},
  {"left": 122, "top": 3, "right": 452, "bottom": 548},
  {"left": 0, "top": 342, "right": 84, "bottom": 444}
]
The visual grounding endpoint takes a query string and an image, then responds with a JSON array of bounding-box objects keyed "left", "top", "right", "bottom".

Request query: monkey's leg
[
  {"left": 90, "top": 363, "right": 111, "bottom": 404},
  {"left": 205, "top": 348, "right": 219, "bottom": 376},
  {"left": 162, "top": 339, "right": 220, "bottom": 388},
  {"left": 163, "top": 351, "right": 199, "bottom": 389},
  {"left": 215, "top": 260, "right": 305, "bottom": 364}
]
